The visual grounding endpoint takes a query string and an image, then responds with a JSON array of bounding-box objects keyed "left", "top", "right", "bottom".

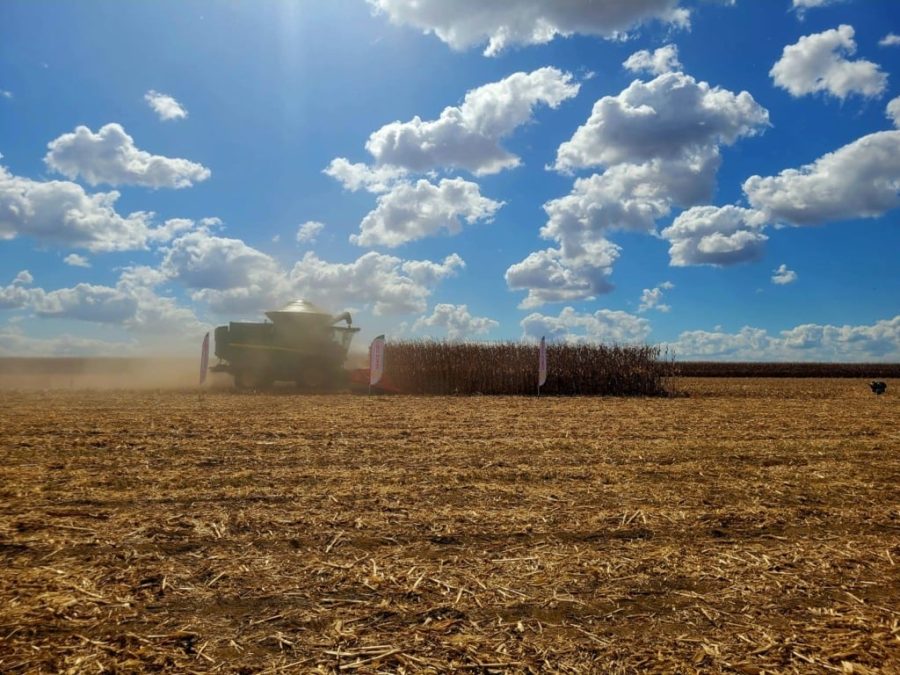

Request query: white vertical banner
[
  {"left": 538, "top": 335, "right": 547, "bottom": 392},
  {"left": 369, "top": 334, "right": 385, "bottom": 388},
  {"left": 199, "top": 332, "right": 210, "bottom": 386}
]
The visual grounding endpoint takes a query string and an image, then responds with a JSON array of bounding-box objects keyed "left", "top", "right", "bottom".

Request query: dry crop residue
[{"left": 0, "top": 378, "right": 898, "bottom": 673}]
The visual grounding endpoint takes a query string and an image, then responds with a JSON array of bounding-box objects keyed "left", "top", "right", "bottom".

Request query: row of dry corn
[{"left": 382, "top": 341, "right": 674, "bottom": 396}]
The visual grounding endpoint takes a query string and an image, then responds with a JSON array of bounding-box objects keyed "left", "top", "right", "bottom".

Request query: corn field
[{"left": 382, "top": 341, "right": 674, "bottom": 396}]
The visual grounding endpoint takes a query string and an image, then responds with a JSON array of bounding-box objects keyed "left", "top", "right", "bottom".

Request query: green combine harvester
[{"left": 211, "top": 300, "right": 360, "bottom": 389}]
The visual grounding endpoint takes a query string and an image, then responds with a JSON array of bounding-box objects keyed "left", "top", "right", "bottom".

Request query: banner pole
[
  {"left": 198, "top": 332, "right": 210, "bottom": 401},
  {"left": 368, "top": 334, "right": 385, "bottom": 396},
  {"left": 537, "top": 335, "right": 546, "bottom": 398}
]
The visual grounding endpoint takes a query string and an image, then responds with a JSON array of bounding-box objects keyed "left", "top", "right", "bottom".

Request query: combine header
[{"left": 211, "top": 300, "right": 359, "bottom": 389}]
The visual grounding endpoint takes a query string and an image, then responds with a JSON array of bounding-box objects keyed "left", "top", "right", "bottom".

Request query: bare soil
[{"left": 0, "top": 379, "right": 898, "bottom": 673}]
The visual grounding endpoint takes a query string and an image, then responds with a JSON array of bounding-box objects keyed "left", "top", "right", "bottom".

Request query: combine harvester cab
[{"left": 211, "top": 300, "right": 360, "bottom": 390}]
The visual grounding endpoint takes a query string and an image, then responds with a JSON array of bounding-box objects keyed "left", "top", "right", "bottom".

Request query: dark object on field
[
  {"left": 382, "top": 340, "right": 674, "bottom": 396},
  {"left": 870, "top": 381, "right": 887, "bottom": 395},
  {"left": 211, "top": 300, "right": 359, "bottom": 389}
]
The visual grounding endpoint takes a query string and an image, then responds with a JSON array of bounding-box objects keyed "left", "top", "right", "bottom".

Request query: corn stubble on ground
[{"left": 1, "top": 379, "right": 898, "bottom": 673}]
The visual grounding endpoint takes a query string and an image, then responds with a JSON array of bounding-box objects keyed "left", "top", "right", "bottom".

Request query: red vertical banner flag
[
  {"left": 199, "top": 332, "right": 210, "bottom": 386},
  {"left": 369, "top": 334, "right": 385, "bottom": 387},
  {"left": 538, "top": 336, "right": 547, "bottom": 391}
]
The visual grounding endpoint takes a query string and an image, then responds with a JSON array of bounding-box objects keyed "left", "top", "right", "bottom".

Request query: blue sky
[{"left": 1, "top": 0, "right": 898, "bottom": 360}]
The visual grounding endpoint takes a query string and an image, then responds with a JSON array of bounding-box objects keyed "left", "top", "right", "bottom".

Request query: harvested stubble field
[{"left": 1, "top": 379, "right": 899, "bottom": 673}]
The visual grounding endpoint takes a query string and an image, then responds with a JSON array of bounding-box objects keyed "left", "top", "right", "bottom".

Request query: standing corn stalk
[{"left": 382, "top": 340, "right": 674, "bottom": 396}]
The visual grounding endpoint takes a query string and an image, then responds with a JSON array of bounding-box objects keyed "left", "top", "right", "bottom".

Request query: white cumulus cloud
[
  {"left": 638, "top": 281, "right": 674, "bottom": 312},
  {"left": 661, "top": 205, "right": 769, "bottom": 267},
  {"left": 160, "top": 228, "right": 464, "bottom": 317},
  {"left": 13, "top": 270, "right": 33, "bottom": 285},
  {"left": 144, "top": 90, "right": 188, "bottom": 121},
  {"left": 554, "top": 71, "right": 768, "bottom": 172},
  {"left": 505, "top": 243, "right": 619, "bottom": 309},
  {"left": 771, "top": 264, "right": 798, "bottom": 285},
  {"left": 329, "top": 68, "right": 574, "bottom": 252},
  {"left": 296, "top": 221, "right": 324, "bottom": 244},
  {"left": 744, "top": 130, "right": 900, "bottom": 226},
  {"left": 147, "top": 218, "right": 199, "bottom": 244},
  {"left": 352, "top": 177, "right": 503, "bottom": 248},
  {"left": 397, "top": 253, "right": 465, "bottom": 287},
  {"left": 520, "top": 306, "right": 651, "bottom": 344},
  {"left": 323, "top": 158, "right": 408, "bottom": 193},
  {"left": 770, "top": 25, "right": 887, "bottom": 100},
  {"left": 45, "top": 123, "right": 210, "bottom": 188},
  {"left": 63, "top": 253, "right": 91, "bottom": 268},
  {"left": 887, "top": 96, "right": 900, "bottom": 128},
  {"left": 0, "top": 164, "right": 156, "bottom": 252},
  {"left": 413, "top": 303, "right": 499, "bottom": 340},
  {"left": 663, "top": 129, "right": 900, "bottom": 268},
  {"left": 509, "top": 70, "right": 768, "bottom": 305},
  {"left": 542, "top": 152, "right": 722, "bottom": 259},
  {"left": 792, "top": 0, "right": 839, "bottom": 10},
  {"left": 368, "top": 0, "right": 690, "bottom": 56},
  {"left": 4, "top": 266, "right": 207, "bottom": 349},
  {"left": 880, "top": 33, "right": 900, "bottom": 47},
  {"left": 31, "top": 283, "right": 139, "bottom": 323},
  {"left": 365, "top": 67, "right": 580, "bottom": 176},
  {"left": 623, "top": 44, "right": 682, "bottom": 75},
  {"left": 667, "top": 315, "right": 900, "bottom": 362},
  {"left": 161, "top": 229, "right": 286, "bottom": 302},
  {"left": 0, "top": 270, "right": 35, "bottom": 309},
  {"left": 290, "top": 251, "right": 465, "bottom": 316},
  {"left": 115, "top": 268, "right": 208, "bottom": 339}
]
